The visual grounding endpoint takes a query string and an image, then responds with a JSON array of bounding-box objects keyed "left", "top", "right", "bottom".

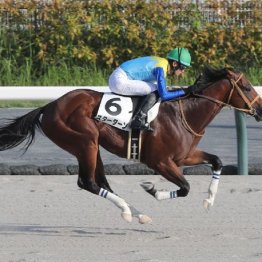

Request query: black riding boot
[{"left": 130, "top": 92, "right": 158, "bottom": 130}]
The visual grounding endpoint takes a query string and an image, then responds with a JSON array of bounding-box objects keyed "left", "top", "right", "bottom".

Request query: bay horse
[{"left": 0, "top": 66, "right": 261, "bottom": 224}]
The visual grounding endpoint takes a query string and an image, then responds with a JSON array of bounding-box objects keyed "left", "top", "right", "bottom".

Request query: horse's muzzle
[{"left": 254, "top": 106, "right": 262, "bottom": 122}]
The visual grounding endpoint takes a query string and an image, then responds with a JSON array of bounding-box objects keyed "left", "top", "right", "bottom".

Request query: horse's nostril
[{"left": 254, "top": 107, "right": 262, "bottom": 121}]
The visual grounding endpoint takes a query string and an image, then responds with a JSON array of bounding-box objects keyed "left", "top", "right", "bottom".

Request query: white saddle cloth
[{"left": 95, "top": 93, "right": 160, "bottom": 131}]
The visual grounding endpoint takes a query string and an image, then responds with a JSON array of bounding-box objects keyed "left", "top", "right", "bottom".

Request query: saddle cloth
[{"left": 94, "top": 93, "right": 161, "bottom": 131}]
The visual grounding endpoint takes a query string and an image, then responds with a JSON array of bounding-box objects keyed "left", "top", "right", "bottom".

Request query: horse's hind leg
[
  {"left": 41, "top": 103, "right": 134, "bottom": 222},
  {"left": 95, "top": 151, "right": 152, "bottom": 224},
  {"left": 95, "top": 151, "right": 113, "bottom": 193},
  {"left": 76, "top": 137, "right": 135, "bottom": 222}
]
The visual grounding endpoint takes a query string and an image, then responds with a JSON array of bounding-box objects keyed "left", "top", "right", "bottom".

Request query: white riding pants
[{"left": 109, "top": 67, "right": 157, "bottom": 96}]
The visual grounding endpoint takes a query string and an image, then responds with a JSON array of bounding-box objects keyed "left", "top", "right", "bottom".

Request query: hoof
[
  {"left": 138, "top": 214, "right": 152, "bottom": 224},
  {"left": 140, "top": 182, "right": 154, "bottom": 191},
  {"left": 203, "top": 199, "right": 213, "bottom": 210},
  {"left": 121, "top": 212, "right": 132, "bottom": 223}
]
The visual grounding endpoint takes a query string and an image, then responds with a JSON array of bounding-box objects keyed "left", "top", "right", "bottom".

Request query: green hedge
[{"left": 0, "top": 0, "right": 261, "bottom": 72}]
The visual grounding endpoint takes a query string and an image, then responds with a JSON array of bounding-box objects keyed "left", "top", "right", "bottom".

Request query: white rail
[
  {"left": 0, "top": 86, "right": 111, "bottom": 100},
  {"left": 0, "top": 86, "right": 261, "bottom": 100}
]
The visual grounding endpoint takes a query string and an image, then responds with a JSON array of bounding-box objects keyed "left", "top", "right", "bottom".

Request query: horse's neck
[
  {"left": 181, "top": 97, "right": 222, "bottom": 134},
  {"left": 181, "top": 81, "right": 230, "bottom": 133}
]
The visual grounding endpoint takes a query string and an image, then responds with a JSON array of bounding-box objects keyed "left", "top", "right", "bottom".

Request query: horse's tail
[{"left": 0, "top": 107, "right": 44, "bottom": 152}]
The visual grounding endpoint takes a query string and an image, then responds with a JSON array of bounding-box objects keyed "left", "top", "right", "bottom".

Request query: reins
[
  {"left": 193, "top": 74, "right": 260, "bottom": 115},
  {"left": 179, "top": 100, "right": 204, "bottom": 137},
  {"left": 178, "top": 73, "right": 260, "bottom": 137}
]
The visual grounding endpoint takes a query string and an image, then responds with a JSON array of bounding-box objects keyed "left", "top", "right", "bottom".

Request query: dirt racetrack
[{"left": 0, "top": 175, "right": 262, "bottom": 262}]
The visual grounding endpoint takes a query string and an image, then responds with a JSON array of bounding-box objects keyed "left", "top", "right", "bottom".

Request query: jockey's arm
[{"left": 153, "top": 67, "right": 185, "bottom": 101}]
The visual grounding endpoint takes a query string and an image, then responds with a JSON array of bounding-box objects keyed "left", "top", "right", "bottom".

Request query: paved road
[{"left": 0, "top": 108, "right": 261, "bottom": 166}]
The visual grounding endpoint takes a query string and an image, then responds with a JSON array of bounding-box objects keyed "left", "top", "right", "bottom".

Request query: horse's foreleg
[
  {"left": 140, "top": 181, "right": 180, "bottom": 200},
  {"left": 183, "top": 150, "right": 223, "bottom": 210},
  {"left": 142, "top": 158, "right": 190, "bottom": 201}
]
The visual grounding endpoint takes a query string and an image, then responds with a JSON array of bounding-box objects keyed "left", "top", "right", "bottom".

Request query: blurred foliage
[{"left": 0, "top": 0, "right": 261, "bottom": 73}]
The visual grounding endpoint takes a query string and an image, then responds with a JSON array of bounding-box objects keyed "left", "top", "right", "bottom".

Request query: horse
[{"left": 0, "top": 66, "right": 261, "bottom": 224}]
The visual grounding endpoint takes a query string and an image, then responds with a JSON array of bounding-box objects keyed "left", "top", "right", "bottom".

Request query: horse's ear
[
  {"left": 226, "top": 68, "right": 235, "bottom": 78},
  {"left": 193, "top": 74, "right": 202, "bottom": 85}
]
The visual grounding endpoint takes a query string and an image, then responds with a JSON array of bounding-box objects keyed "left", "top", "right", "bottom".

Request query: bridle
[
  {"left": 193, "top": 73, "right": 260, "bottom": 116},
  {"left": 179, "top": 73, "right": 260, "bottom": 137}
]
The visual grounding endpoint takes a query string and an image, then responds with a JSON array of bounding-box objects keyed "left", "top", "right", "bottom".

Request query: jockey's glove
[{"left": 184, "top": 85, "right": 195, "bottom": 95}]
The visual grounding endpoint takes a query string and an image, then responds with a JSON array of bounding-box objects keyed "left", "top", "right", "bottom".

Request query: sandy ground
[{"left": 0, "top": 175, "right": 262, "bottom": 262}]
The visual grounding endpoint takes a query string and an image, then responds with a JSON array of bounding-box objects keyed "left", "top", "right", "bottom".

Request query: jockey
[{"left": 108, "top": 47, "right": 194, "bottom": 130}]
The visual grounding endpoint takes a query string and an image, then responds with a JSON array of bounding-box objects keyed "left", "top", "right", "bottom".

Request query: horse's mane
[{"left": 194, "top": 65, "right": 238, "bottom": 92}]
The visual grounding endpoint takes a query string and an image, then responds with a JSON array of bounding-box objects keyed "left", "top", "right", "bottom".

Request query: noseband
[{"left": 195, "top": 74, "right": 260, "bottom": 116}]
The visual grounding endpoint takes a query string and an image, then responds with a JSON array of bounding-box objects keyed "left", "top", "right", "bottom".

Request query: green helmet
[{"left": 167, "top": 48, "right": 191, "bottom": 67}]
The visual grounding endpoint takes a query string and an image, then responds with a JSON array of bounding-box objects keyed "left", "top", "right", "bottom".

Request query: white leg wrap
[
  {"left": 155, "top": 190, "right": 177, "bottom": 201},
  {"left": 203, "top": 169, "right": 221, "bottom": 210},
  {"left": 140, "top": 181, "right": 177, "bottom": 201},
  {"left": 99, "top": 189, "right": 131, "bottom": 215}
]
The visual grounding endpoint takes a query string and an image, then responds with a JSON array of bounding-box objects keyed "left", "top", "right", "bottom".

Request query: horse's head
[
  {"left": 194, "top": 66, "right": 262, "bottom": 122},
  {"left": 226, "top": 69, "right": 262, "bottom": 121}
]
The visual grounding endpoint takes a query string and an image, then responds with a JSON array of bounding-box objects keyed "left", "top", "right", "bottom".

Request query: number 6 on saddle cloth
[{"left": 95, "top": 93, "right": 161, "bottom": 131}]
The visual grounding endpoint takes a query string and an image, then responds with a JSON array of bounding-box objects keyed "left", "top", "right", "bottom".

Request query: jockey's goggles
[{"left": 179, "top": 63, "right": 188, "bottom": 71}]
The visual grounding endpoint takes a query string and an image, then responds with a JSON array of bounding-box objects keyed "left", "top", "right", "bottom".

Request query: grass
[
  {"left": 244, "top": 67, "right": 262, "bottom": 86},
  {"left": 0, "top": 100, "right": 49, "bottom": 108},
  {"left": 0, "top": 59, "right": 261, "bottom": 107},
  {"left": 0, "top": 60, "right": 109, "bottom": 107},
  {"left": 0, "top": 59, "right": 108, "bottom": 86}
]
